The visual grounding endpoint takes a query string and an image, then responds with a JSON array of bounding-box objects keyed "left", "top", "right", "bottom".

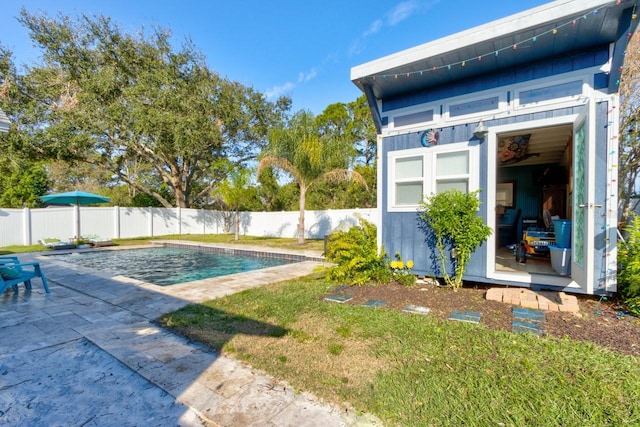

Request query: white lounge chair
[
  {"left": 38, "top": 238, "right": 77, "bottom": 250},
  {"left": 83, "top": 235, "right": 114, "bottom": 247}
]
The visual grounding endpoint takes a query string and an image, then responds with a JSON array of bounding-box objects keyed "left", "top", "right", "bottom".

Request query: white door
[{"left": 571, "top": 100, "right": 595, "bottom": 294}]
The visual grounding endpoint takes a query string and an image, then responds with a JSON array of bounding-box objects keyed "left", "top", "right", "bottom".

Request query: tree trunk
[
  {"left": 173, "top": 184, "right": 187, "bottom": 208},
  {"left": 298, "top": 185, "right": 306, "bottom": 245}
]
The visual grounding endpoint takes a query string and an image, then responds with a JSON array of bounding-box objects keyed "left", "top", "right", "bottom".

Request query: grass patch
[
  {"left": 0, "top": 234, "right": 324, "bottom": 254},
  {"left": 159, "top": 276, "right": 640, "bottom": 426},
  {"left": 0, "top": 244, "right": 49, "bottom": 255},
  {"left": 112, "top": 234, "right": 324, "bottom": 252}
]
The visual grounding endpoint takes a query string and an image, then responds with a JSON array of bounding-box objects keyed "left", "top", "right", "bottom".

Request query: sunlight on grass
[
  {"left": 159, "top": 277, "right": 640, "bottom": 426},
  {"left": 0, "top": 234, "right": 324, "bottom": 254}
]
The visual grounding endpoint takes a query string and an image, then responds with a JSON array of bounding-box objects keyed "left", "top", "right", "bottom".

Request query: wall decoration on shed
[
  {"left": 498, "top": 134, "right": 531, "bottom": 164},
  {"left": 421, "top": 128, "right": 439, "bottom": 147}
]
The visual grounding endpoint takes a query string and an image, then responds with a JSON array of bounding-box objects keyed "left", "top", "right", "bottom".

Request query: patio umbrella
[{"left": 40, "top": 191, "right": 110, "bottom": 239}]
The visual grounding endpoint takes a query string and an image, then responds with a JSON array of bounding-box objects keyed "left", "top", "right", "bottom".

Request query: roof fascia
[{"left": 351, "top": 0, "right": 615, "bottom": 80}]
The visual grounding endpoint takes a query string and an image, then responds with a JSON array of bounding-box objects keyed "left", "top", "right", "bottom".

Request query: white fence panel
[
  {"left": 31, "top": 207, "right": 75, "bottom": 243},
  {"left": 0, "top": 208, "right": 25, "bottom": 246},
  {"left": 180, "top": 209, "right": 222, "bottom": 235},
  {"left": 119, "top": 207, "right": 151, "bottom": 239},
  {"left": 244, "top": 211, "right": 298, "bottom": 238},
  {"left": 80, "top": 207, "right": 116, "bottom": 238},
  {"left": 151, "top": 207, "right": 178, "bottom": 236},
  {"left": 0, "top": 206, "right": 380, "bottom": 246}
]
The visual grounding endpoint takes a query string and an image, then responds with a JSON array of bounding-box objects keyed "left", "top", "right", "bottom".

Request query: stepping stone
[
  {"left": 512, "top": 307, "right": 546, "bottom": 323},
  {"left": 362, "top": 299, "right": 387, "bottom": 308},
  {"left": 448, "top": 310, "right": 481, "bottom": 324},
  {"left": 512, "top": 320, "right": 544, "bottom": 336},
  {"left": 324, "top": 294, "right": 352, "bottom": 303},
  {"left": 403, "top": 305, "right": 431, "bottom": 315}
]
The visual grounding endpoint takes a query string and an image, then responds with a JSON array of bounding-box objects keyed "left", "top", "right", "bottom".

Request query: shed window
[
  {"left": 394, "top": 156, "right": 423, "bottom": 206},
  {"left": 388, "top": 143, "right": 477, "bottom": 211},
  {"left": 435, "top": 151, "right": 470, "bottom": 194}
]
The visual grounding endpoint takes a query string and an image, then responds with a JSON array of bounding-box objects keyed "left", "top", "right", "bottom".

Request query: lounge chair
[
  {"left": 83, "top": 234, "right": 114, "bottom": 247},
  {"left": 0, "top": 260, "right": 50, "bottom": 294},
  {"left": 38, "top": 238, "right": 77, "bottom": 250}
]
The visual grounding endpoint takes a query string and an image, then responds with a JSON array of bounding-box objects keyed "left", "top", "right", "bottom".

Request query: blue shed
[{"left": 351, "top": 0, "right": 638, "bottom": 295}]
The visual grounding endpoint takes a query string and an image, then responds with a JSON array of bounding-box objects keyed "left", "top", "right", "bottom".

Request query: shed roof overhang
[{"left": 352, "top": 0, "right": 638, "bottom": 130}]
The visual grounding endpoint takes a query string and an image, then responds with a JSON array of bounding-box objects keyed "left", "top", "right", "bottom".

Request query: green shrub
[
  {"left": 618, "top": 214, "right": 640, "bottom": 311},
  {"left": 325, "top": 216, "right": 390, "bottom": 285},
  {"left": 417, "top": 189, "right": 492, "bottom": 289}
]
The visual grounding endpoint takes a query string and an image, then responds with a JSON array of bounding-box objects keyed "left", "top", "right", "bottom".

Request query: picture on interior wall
[{"left": 496, "top": 180, "right": 516, "bottom": 208}]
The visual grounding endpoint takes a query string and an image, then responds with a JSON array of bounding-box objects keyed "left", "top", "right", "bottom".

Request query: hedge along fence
[{"left": 0, "top": 206, "right": 378, "bottom": 247}]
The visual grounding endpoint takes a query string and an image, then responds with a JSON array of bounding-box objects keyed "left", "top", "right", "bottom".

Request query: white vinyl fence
[{"left": 0, "top": 206, "right": 378, "bottom": 247}]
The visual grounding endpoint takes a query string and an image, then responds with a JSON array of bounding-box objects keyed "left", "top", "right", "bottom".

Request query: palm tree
[{"left": 257, "top": 110, "right": 368, "bottom": 244}]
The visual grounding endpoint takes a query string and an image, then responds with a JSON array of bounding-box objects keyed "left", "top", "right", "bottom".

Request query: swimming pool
[{"left": 52, "top": 247, "right": 297, "bottom": 286}]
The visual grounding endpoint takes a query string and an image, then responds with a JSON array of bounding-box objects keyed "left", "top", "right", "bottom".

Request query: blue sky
[{"left": 1, "top": 0, "right": 550, "bottom": 114}]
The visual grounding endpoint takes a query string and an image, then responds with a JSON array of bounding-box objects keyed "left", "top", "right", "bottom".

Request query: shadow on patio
[{"left": 0, "top": 248, "right": 361, "bottom": 426}]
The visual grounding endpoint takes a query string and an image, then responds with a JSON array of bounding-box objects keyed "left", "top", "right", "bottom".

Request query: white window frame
[
  {"left": 514, "top": 75, "right": 586, "bottom": 111},
  {"left": 388, "top": 103, "right": 440, "bottom": 132},
  {"left": 387, "top": 141, "right": 479, "bottom": 212},
  {"left": 443, "top": 93, "right": 505, "bottom": 122}
]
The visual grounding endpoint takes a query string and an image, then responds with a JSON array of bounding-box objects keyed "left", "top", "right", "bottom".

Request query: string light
[{"left": 357, "top": 3, "right": 632, "bottom": 82}]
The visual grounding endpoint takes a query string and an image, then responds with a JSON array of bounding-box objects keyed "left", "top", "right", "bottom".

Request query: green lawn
[
  {"left": 0, "top": 234, "right": 324, "bottom": 255},
  {"left": 4, "top": 234, "right": 637, "bottom": 425},
  {"left": 160, "top": 274, "right": 640, "bottom": 426}
]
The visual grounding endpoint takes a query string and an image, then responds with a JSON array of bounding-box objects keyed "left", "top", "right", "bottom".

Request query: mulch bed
[{"left": 327, "top": 282, "right": 640, "bottom": 357}]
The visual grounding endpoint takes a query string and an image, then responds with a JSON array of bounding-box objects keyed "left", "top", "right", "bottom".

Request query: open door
[{"left": 571, "top": 101, "right": 595, "bottom": 294}]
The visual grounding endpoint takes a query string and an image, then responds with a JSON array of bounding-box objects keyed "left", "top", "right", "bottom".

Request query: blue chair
[{"left": 0, "top": 258, "right": 50, "bottom": 294}]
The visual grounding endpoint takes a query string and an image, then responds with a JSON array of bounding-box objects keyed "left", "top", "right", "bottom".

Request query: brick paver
[{"left": 485, "top": 287, "right": 580, "bottom": 313}]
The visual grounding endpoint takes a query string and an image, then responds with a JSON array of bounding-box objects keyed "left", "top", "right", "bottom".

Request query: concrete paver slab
[{"left": 1, "top": 244, "right": 380, "bottom": 426}]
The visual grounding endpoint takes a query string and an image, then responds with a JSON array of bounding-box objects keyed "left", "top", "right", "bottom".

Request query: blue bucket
[{"left": 553, "top": 219, "right": 571, "bottom": 248}]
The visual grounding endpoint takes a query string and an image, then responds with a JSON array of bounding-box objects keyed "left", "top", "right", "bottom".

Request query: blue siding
[
  {"left": 382, "top": 46, "right": 609, "bottom": 112},
  {"left": 381, "top": 106, "right": 583, "bottom": 281}
]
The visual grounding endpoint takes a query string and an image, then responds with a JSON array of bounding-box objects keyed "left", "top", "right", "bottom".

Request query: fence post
[
  {"left": 149, "top": 208, "right": 154, "bottom": 237},
  {"left": 177, "top": 207, "right": 182, "bottom": 235},
  {"left": 22, "top": 206, "right": 32, "bottom": 246},
  {"left": 114, "top": 206, "right": 120, "bottom": 239}
]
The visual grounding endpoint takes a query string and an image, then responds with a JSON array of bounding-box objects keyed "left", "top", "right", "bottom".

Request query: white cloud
[
  {"left": 387, "top": 1, "right": 419, "bottom": 26},
  {"left": 265, "top": 66, "right": 319, "bottom": 100},
  {"left": 348, "top": 39, "right": 364, "bottom": 57},
  {"left": 298, "top": 68, "right": 317, "bottom": 83},
  {"left": 265, "top": 82, "right": 294, "bottom": 99},
  {"left": 363, "top": 19, "right": 383, "bottom": 37},
  {"left": 348, "top": 0, "right": 439, "bottom": 57}
]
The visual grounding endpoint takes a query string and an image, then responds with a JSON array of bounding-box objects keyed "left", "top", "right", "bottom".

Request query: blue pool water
[{"left": 53, "top": 247, "right": 296, "bottom": 286}]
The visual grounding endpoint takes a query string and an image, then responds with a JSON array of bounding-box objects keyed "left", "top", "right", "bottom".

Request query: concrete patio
[{"left": 0, "top": 243, "right": 380, "bottom": 426}]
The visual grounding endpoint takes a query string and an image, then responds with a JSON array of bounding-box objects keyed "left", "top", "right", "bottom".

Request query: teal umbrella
[
  {"left": 40, "top": 190, "right": 110, "bottom": 206},
  {"left": 40, "top": 191, "right": 110, "bottom": 239}
]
